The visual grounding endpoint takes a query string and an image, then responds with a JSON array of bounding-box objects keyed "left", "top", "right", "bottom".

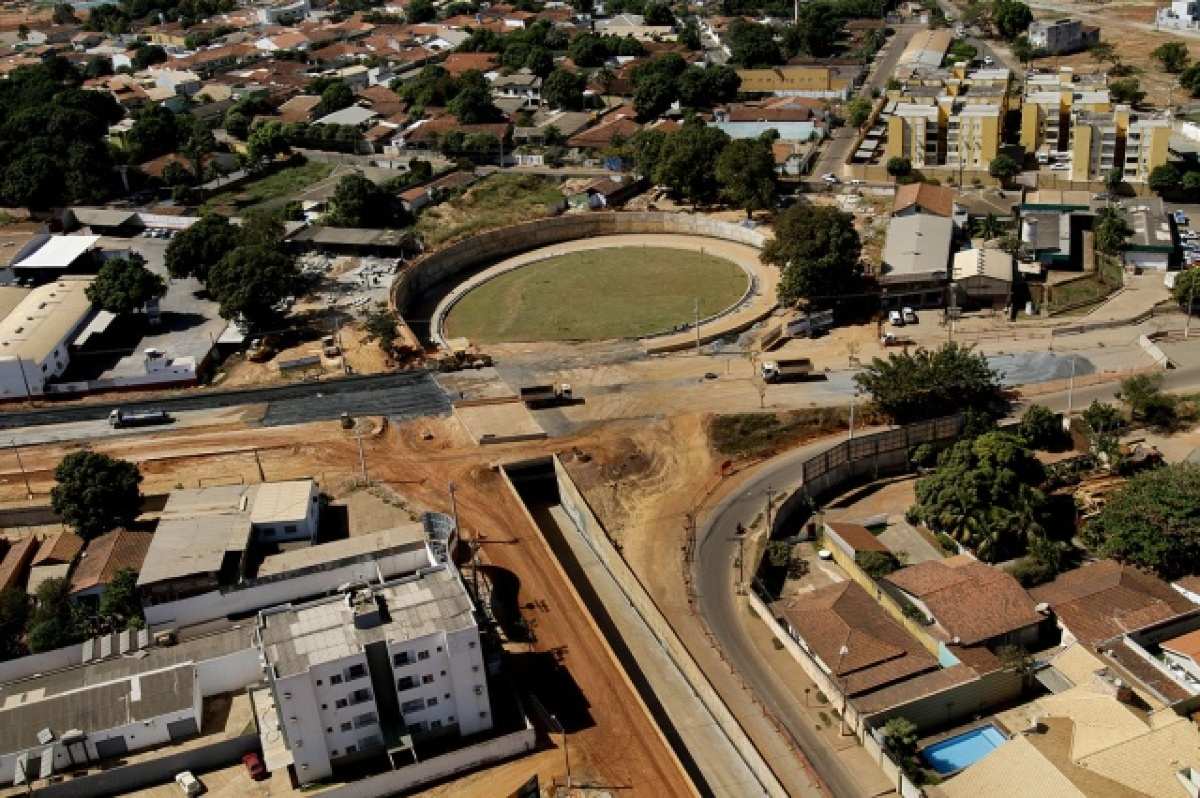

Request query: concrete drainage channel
[{"left": 501, "top": 456, "right": 787, "bottom": 798}]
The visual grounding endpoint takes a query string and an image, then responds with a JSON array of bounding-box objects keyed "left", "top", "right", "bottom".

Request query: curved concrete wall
[{"left": 392, "top": 212, "right": 769, "bottom": 317}]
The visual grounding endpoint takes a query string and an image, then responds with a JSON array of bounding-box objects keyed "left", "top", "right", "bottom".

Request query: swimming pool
[{"left": 920, "top": 724, "right": 1007, "bottom": 774}]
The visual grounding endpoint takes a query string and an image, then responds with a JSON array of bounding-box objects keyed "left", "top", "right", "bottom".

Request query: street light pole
[
  {"left": 10, "top": 440, "right": 31, "bottom": 499},
  {"left": 1186, "top": 274, "right": 1197, "bottom": 340}
]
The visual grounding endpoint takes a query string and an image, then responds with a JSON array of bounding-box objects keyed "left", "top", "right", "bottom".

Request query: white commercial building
[
  {"left": 1159, "top": 0, "right": 1200, "bottom": 30},
  {"left": 257, "top": 564, "right": 493, "bottom": 784},
  {"left": 0, "top": 277, "right": 95, "bottom": 399}
]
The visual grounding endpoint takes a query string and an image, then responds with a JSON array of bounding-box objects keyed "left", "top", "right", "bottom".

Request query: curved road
[{"left": 692, "top": 363, "right": 1200, "bottom": 798}]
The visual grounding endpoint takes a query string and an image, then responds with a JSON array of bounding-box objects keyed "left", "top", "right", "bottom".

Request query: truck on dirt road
[
  {"left": 760, "top": 358, "right": 814, "bottom": 383},
  {"left": 108, "top": 408, "right": 173, "bottom": 428},
  {"left": 520, "top": 384, "right": 573, "bottom": 408}
]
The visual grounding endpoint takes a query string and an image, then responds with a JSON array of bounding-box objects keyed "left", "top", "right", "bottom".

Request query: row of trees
[
  {"left": 620, "top": 121, "right": 777, "bottom": 212},
  {"left": 393, "top": 66, "right": 501, "bottom": 122},
  {"left": 630, "top": 55, "right": 741, "bottom": 120}
]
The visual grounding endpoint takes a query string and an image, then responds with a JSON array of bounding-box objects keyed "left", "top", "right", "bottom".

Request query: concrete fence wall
[
  {"left": 551, "top": 455, "right": 786, "bottom": 798},
  {"left": 313, "top": 725, "right": 537, "bottom": 798},
  {"left": 391, "top": 212, "right": 769, "bottom": 318},
  {"left": 31, "top": 734, "right": 260, "bottom": 798}
]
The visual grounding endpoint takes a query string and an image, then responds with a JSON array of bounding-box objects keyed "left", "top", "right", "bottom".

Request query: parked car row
[{"left": 887, "top": 307, "right": 919, "bottom": 326}]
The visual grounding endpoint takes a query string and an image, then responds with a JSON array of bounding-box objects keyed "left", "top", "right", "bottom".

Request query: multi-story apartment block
[
  {"left": 1158, "top": 0, "right": 1200, "bottom": 30},
  {"left": 257, "top": 564, "right": 492, "bottom": 784},
  {"left": 944, "top": 103, "right": 1003, "bottom": 170},
  {"left": 1068, "top": 107, "right": 1171, "bottom": 183},
  {"left": 1020, "top": 71, "right": 1111, "bottom": 157},
  {"left": 1123, "top": 116, "right": 1172, "bottom": 183},
  {"left": 886, "top": 103, "right": 942, "bottom": 167}
]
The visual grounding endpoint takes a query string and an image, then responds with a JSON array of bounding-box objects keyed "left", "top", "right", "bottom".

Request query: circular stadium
[{"left": 394, "top": 214, "right": 777, "bottom": 352}]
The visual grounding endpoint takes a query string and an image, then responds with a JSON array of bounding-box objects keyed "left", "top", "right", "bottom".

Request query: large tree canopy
[
  {"left": 1084, "top": 464, "right": 1200, "bottom": 578},
  {"left": 207, "top": 244, "right": 301, "bottom": 329},
  {"left": 854, "top": 342, "right": 1006, "bottom": 424},
  {"left": 715, "top": 137, "right": 776, "bottom": 216},
  {"left": 652, "top": 121, "right": 730, "bottom": 205},
  {"left": 50, "top": 451, "right": 143, "bottom": 539},
  {"left": 0, "top": 58, "right": 123, "bottom": 208},
  {"left": 761, "top": 205, "right": 862, "bottom": 304},
  {"left": 912, "top": 431, "right": 1047, "bottom": 562},
  {"left": 164, "top": 213, "right": 241, "bottom": 281},
  {"left": 326, "top": 173, "right": 412, "bottom": 228},
  {"left": 85, "top": 257, "right": 167, "bottom": 315}
]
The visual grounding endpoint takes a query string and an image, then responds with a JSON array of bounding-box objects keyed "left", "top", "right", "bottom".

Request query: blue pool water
[{"left": 920, "top": 724, "right": 1007, "bottom": 774}]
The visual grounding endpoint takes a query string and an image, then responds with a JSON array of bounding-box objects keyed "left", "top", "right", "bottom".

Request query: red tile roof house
[
  {"left": 0, "top": 536, "right": 38, "bottom": 594},
  {"left": 772, "top": 581, "right": 939, "bottom": 699},
  {"left": 883, "top": 556, "right": 1046, "bottom": 651},
  {"left": 69, "top": 529, "right": 153, "bottom": 601}
]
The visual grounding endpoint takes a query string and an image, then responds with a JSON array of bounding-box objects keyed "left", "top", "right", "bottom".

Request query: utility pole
[
  {"left": 1186, "top": 273, "right": 1197, "bottom": 340},
  {"left": 253, "top": 449, "right": 266, "bottom": 483},
  {"left": 1066, "top": 356, "right": 1077, "bottom": 419},
  {"left": 765, "top": 484, "right": 776, "bottom": 532},
  {"left": 551, "top": 713, "right": 570, "bottom": 790},
  {"left": 848, "top": 391, "right": 857, "bottom": 440},
  {"left": 694, "top": 297, "right": 701, "bottom": 354},
  {"left": 354, "top": 428, "right": 368, "bottom": 485},
  {"left": 10, "top": 441, "right": 31, "bottom": 500},
  {"left": 729, "top": 536, "right": 746, "bottom": 594}
]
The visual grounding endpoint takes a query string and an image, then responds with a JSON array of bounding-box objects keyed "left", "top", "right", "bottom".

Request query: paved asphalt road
[
  {"left": 692, "top": 364, "right": 1200, "bottom": 798},
  {"left": 0, "top": 372, "right": 451, "bottom": 431}
]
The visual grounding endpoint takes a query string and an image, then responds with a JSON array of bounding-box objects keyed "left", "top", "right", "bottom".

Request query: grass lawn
[
  {"left": 201, "top": 161, "right": 333, "bottom": 214},
  {"left": 416, "top": 173, "right": 564, "bottom": 247},
  {"left": 444, "top": 247, "right": 748, "bottom": 342}
]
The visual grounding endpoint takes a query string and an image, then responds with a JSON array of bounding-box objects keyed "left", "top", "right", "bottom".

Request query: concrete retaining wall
[
  {"left": 552, "top": 455, "right": 786, "bottom": 798},
  {"left": 392, "top": 212, "right": 769, "bottom": 319}
]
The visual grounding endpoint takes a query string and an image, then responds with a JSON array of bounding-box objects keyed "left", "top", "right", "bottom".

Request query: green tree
[
  {"left": 99, "top": 568, "right": 144, "bottom": 630},
  {"left": 406, "top": 0, "right": 436, "bottom": 22},
  {"left": 1089, "top": 41, "right": 1116, "bottom": 64},
  {"left": 762, "top": 205, "right": 863, "bottom": 305},
  {"left": 883, "top": 717, "right": 920, "bottom": 772},
  {"left": 727, "top": 19, "right": 782, "bottom": 67},
  {"left": 447, "top": 70, "right": 500, "bottom": 123},
  {"left": 1183, "top": 170, "right": 1200, "bottom": 195},
  {"left": 52, "top": 2, "right": 78, "bottom": 24},
  {"left": 1153, "top": 41, "right": 1190, "bottom": 73},
  {"left": 715, "top": 137, "right": 776, "bottom": 217},
  {"left": 164, "top": 213, "right": 240, "bottom": 281},
  {"left": 1108, "top": 78, "right": 1145, "bottom": 106},
  {"left": 886, "top": 156, "right": 911, "bottom": 178},
  {"left": 854, "top": 343, "right": 1006, "bottom": 424},
  {"left": 1018, "top": 403, "right": 1065, "bottom": 450},
  {"left": 131, "top": 43, "right": 167, "bottom": 69},
  {"left": 912, "top": 431, "right": 1046, "bottom": 561},
  {"left": 643, "top": 0, "right": 674, "bottom": 25},
  {"left": 992, "top": 0, "right": 1033, "bottom": 40},
  {"left": 1149, "top": 163, "right": 1182, "bottom": 195},
  {"left": 653, "top": 121, "right": 730, "bottom": 205},
  {"left": 246, "top": 120, "right": 290, "bottom": 165},
  {"left": 207, "top": 245, "right": 300, "bottom": 329},
  {"left": 126, "top": 103, "right": 181, "bottom": 163},
  {"left": 50, "top": 451, "right": 143, "bottom": 539},
  {"left": 680, "top": 18, "right": 701, "bottom": 50},
  {"left": 525, "top": 46, "right": 554, "bottom": 78},
  {"left": 1083, "top": 464, "right": 1200, "bottom": 578},
  {"left": 974, "top": 212, "right": 1003, "bottom": 239},
  {"left": 1080, "top": 400, "right": 1125, "bottom": 460},
  {"left": 1172, "top": 266, "right": 1200, "bottom": 310},
  {"left": 316, "top": 80, "right": 354, "bottom": 116},
  {"left": 1104, "top": 168, "right": 1124, "bottom": 194},
  {"left": 1094, "top": 206, "right": 1132, "bottom": 255},
  {"left": 1117, "top": 372, "right": 1179, "bottom": 430},
  {"left": 1011, "top": 35, "right": 1035, "bottom": 65},
  {"left": 27, "top": 578, "right": 83, "bottom": 653},
  {"left": 634, "top": 71, "right": 678, "bottom": 120},
  {"left": 85, "top": 257, "right": 166, "bottom": 315},
  {"left": 846, "top": 96, "right": 873, "bottom": 128},
  {"left": 988, "top": 153, "right": 1021, "bottom": 185},
  {"left": 0, "top": 588, "right": 29, "bottom": 659},
  {"left": 363, "top": 303, "right": 400, "bottom": 352},
  {"left": 858, "top": 550, "right": 901, "bottom": 577},
  {"left": 326, "top": 173, "right": 411, "bottom": 228},
  {"left": 542, "top": 68, "right": 586, "bottom": 110}
]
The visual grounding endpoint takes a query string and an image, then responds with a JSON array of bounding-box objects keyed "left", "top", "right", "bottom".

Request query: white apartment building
[
  {"left": 257, "top": 565, "right": 492, "bottom": 784},
  {"left": 0, "top": 277, "right": 95, "bottom": 399}
]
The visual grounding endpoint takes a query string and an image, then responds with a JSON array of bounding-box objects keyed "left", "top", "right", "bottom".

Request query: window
[
  {"left": 394, "top": 652, "right": 411, "bottom": 667},
  {"left": 349, "top": 688, "right": 372, "bottom": 705},
  {"left": 422, "top": 674, "right": 434, "bottom": 684},
  {"left": 397, "top": 676, "right": 415, "bottom": 691},
  {"left": 436, "top": 646, "right": 443, "bottom": 653},
  {"left": 401, "top": 698, "right": 425, "bottom": 713},
  {"left": 321, "top": 704, "right": 328, "bottom": 710},
  {"left": 480, "top": 711, "right": 488, "bottom": 718},
  {"left": 330, "top": 674, "right": 344, "bottom": 685},
  {"left": 335, "top": 699, "right": 348, "bottom": 709},
  {"left": 427, "top": 697, "right": 438, "bottom": 707},
  {"left": 448, "top": 716, "right": 455, "bottom": 723},
  {"left": 340, "top": 722, "right": 352, "bottom": 732},
  {"left": 316, "top": 679, "right": 323, "bottom": 686},
  {"left": 408, "top": 721, "right": 426, "bottom": 733},
  {"left": 468, "top": 641, "right": 476, "bottom": 649},
  {"left": 417, "top": 650, "right": 430, "bottom": 661},
  {"left": 345, "top": 664, "right": 367, "bottom": 681},
  {"left": 474, "top": 685, "right": 483, "bottom": 696},
  {"left": 443, "top": 693, "right": 450, "bottom": 699},
  {"left": 284, "top": 524, "right": 297, "bottom": 534},
  {"left": 330, "top": 749, "right": 339, "bottom": 757},
  {"left": 345, "top": 744, "right": 357, "bottom": 754},
  {"left": 440, "top": 670, "right": 446, "bottom": 677},
  {"left": 472, "top": 665, "right": 480, "bottom": 672},
  {"left": 326, "top": 727, "right": 333, "bottom": 734},
  {"left": 353, "top": 712, "right": 378, "bottom": 729},
  {"left": 430, "top": 720, "right": 442, "bottom": 729}
]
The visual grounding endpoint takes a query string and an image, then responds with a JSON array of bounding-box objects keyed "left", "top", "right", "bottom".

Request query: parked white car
[
  {"left": 176, "top": 771, "right": 202, "bottom": 796},
  {"left": 888, "top": 309, "right": 904, "bottom": 326},
  {"left": 902, "top": 307, "right": 918, "bottom": 324}
]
